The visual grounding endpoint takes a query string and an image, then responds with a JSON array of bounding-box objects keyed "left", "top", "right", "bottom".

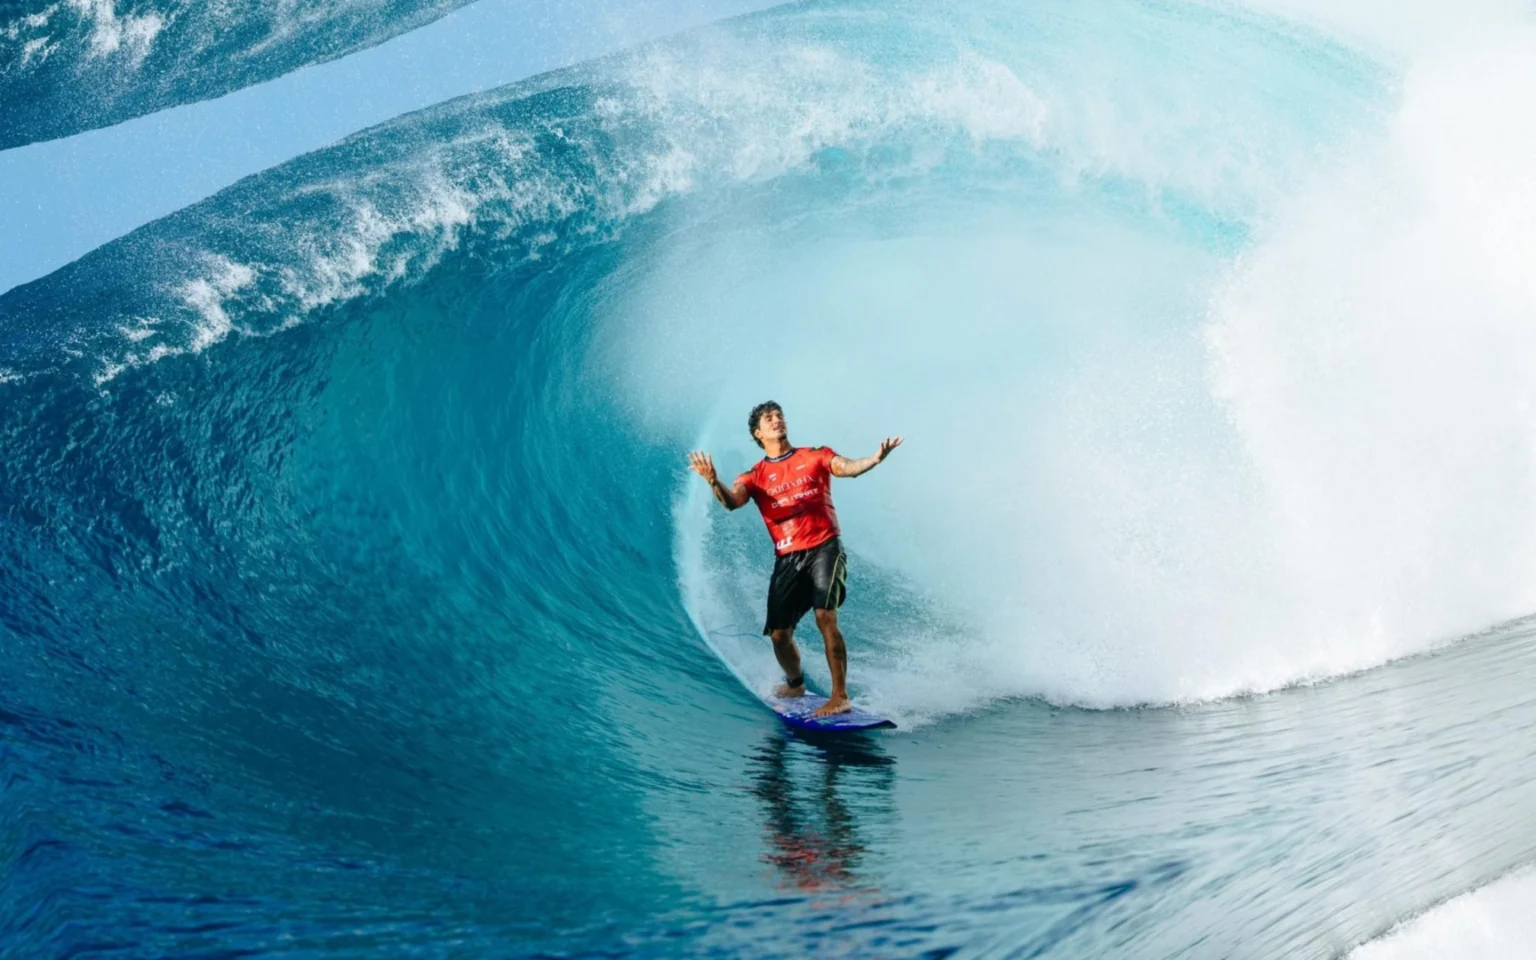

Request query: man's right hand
[
  {"left": 687, "top": 451, "right": 718, "bottom": 484},
  {"left": 690, "top": 452, "right": 748, "bottom": 510}
]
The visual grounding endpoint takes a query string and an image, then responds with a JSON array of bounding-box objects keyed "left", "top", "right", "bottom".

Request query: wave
[
  {"left": 3, "top": 0, "right": 1533, "bottom": 723},
  {"left": 2, "top": 0, "right": 1403, "bottom": 718},
  {"left": 0, "top": 0, "right": 1475, "bottom": 722},
  {"left": 0, "top": 0, "right": 477, "bottom": 149},
  {"left": 8, "top": 0, "right": 1536, "bottom": 953}
]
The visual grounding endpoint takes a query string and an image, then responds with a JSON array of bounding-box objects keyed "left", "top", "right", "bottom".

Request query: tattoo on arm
[
  {"left": 831, "top": 454, "right": 881, "bottom": 478},
  {"left": 711, "top": 479, "right": 747, "bottom": 510}
]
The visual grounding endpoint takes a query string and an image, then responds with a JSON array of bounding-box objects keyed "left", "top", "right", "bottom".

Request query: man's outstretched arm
[
  {"left": 831, "top": 436, "right": 903, "bottom": 478},
  {"left": 688, "top": 451, "right": 750, "bottom": 510}
]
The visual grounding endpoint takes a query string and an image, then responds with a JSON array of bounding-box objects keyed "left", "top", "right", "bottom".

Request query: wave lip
[{"left": 0, "top": 0, "right": 479, "bottom": 150}]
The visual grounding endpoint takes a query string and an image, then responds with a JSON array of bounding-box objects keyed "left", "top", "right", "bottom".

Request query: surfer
[{"left": 687, "top": 402, "right": 901, "bottom": 718}]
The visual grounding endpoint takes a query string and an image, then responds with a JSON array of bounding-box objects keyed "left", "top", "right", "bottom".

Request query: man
[{"left": 687, "top": 401, "right": 901, "bottom": 718}]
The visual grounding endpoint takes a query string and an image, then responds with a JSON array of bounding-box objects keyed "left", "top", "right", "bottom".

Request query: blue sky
[{"left": 0, "top": 0, "right": 774, "bottom": 295}]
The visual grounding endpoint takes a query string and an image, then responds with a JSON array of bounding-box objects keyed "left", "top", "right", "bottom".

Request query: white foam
[
  {"left": 1206, "top": 26, "right": 1536, "bottom": 692},
  {"left": 278, "top": 169, "right": 477, "bottom": 312},
  {"left": 94, "top": 255, "right": 254, "bottom": 384},
  {"left": 1350, "top": 867, "right": 1536, "bottom": 960},
  {"left": 645, "top": 6, "right": 1536, "bottom": 715},
  {"left": 1234, "top": 0, "right": 1531, "bottom": 62},
  {"left": 22, "top": 7, "right": 58, "bottom": 29},
  {"left": 179, "top": 255, "right": 255, "bottom": 352},
  {"left": 1, "top": 4, "right": 58, "bottom": 40},
  {"left": 20, "top": 35, "right": 53, "bottom": 65},
  {"left": 1, "top": 3, "right": 60, "bottom": 69},
  {"left": 646, "top": 226, "right": 1236, "bottom": 717},
  {"left": 66, "top": 0, "right": 163, "bottom": 64},
  {"left": 621, "top": 39, "right": 1048, "bottom": 187},
  {"left": 117, "top": 316, "right": 160, "bottom": 343}
]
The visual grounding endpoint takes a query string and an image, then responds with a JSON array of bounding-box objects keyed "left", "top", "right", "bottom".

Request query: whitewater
[{"left": 4, "top": 0, "right": 1536, "bottom": 956}]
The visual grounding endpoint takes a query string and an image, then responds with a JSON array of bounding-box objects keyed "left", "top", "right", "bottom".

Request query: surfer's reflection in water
[{"left": 749, "top": 732, "right": 895, "bottom": 893}]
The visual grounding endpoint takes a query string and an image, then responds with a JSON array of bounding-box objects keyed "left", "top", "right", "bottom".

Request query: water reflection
[{"left": 748, "top": 731, "right": 895, "bottom": 893}]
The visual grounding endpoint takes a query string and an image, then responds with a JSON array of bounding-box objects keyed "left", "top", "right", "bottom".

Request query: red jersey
[{"left": 737, "top": 446, "right": 841, "bottom": 556}]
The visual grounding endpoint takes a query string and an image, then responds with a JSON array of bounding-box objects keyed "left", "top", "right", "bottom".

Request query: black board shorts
[{"left": 763, "top": 537, "right": 848, "bottom": 634}]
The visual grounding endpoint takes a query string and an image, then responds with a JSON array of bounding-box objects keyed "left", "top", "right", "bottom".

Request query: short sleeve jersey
[{"left": 736, "top": 446, "right": 841, "bottom": 556}]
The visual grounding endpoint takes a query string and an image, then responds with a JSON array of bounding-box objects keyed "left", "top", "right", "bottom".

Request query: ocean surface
[{"left": 5, "top": 0, "right": 1536, "bottom": 956}]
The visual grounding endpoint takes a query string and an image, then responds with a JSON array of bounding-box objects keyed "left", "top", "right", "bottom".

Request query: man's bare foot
[
  {"left": 811, "top": 694, "right": 851, "bottom": 718},
  {"left": 774, "top": 678, "right": 806, "bottom": 698}
]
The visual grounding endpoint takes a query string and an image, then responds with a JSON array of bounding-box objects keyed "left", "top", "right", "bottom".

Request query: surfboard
[{"left": 766, "top": 692, "right": 897, "bottom": 732}]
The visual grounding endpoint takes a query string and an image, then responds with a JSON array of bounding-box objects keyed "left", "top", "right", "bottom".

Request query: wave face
[
  {"left": 0, "top": 0, "right": 477, "bottom": 148},
  {"left": 8, "top": 0, "right": 1536, "bottom": 956}
]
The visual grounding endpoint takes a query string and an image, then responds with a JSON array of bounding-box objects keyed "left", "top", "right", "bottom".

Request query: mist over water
[
  {"left": 657, "top": 0, "right": 1536, "bottom": 717},
  {"left": 5, "top": 0, "right": 1536, "bottom": 955}
]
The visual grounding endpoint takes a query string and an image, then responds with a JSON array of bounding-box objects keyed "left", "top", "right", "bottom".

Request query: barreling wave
[
  {"left": 0, "top": 0, "right": 1421, "bottom": 731},
  {"left": 10, "top": 0, "right": 1536, "bottom": 954},
  {"left": 0, "top": 0, "right": 478, "bottom": 149}
]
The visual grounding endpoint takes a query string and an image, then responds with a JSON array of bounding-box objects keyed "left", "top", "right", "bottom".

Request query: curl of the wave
[{"left": 10, "top": 0, "right": 1536, "bottom": 730}]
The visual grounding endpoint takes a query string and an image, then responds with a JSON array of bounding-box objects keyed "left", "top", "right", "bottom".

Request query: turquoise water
[{"left": 5, "top": 0, "right": 1535, "bottom": 955}]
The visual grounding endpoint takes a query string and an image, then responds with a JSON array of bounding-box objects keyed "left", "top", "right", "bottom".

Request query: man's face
[{"left": 755, "top": 407, "right": 787, "bottom": 445}]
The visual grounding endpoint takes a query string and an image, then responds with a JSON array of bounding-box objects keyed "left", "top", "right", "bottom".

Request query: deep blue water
[{"left": 5, "top": 0, "right": 1535, "bottom": 956}]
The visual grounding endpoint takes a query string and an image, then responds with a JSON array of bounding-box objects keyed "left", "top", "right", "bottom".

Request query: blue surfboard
[{"left": 766, "top": 692, "right": 896, "bottom": 732}]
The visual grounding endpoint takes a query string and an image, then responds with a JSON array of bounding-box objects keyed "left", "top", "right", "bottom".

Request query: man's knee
[
  {"left": 770, "top": 628, "right": 795, "bottom": 646},
  {"left": 813, "top": 608, "right": 839, "bottom": 630}
]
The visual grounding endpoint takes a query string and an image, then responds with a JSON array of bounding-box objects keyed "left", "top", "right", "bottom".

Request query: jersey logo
[
  {"left": 775, "top": 535, "right": 794, "bottom": 550},
  {"left": 768, "top": 473, "right": 778, "bottom": 481}
]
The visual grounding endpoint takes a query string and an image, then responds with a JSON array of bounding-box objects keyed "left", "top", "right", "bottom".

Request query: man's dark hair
[{"left": 748, "top": 401, "right": 782, "bottom": 449}]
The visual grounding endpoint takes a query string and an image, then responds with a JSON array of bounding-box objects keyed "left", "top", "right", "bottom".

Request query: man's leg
[
  {"left": 770, "top": 628, "right": 805, "bottom": 698},
  {"left": 811, "top": 608, "right": 850, "bottom": 716}
]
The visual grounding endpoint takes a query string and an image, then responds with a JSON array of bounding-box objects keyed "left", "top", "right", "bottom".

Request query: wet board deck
[{"left": 766, "top": 692, "right": 897, "bottom": 732}]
